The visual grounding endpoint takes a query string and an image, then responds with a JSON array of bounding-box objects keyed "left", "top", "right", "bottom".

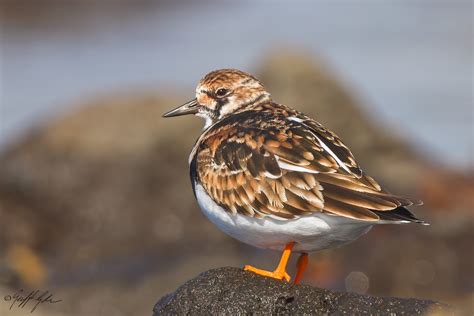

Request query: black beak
[{"left": 162, "top": 99, "right": 199, "bottom": 118}]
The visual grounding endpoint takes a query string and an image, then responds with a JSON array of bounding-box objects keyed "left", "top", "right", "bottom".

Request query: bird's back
[{"left": 190, "top": 102, "right": 424, "bottom": 224}]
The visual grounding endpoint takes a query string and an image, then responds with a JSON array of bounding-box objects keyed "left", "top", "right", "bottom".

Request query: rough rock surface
[{"left": 153, "top": 267, "right": 449, "bottom": 315}]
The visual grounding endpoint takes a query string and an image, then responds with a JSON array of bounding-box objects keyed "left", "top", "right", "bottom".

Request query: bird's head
[{"left": 163, "top": 69, "right": 271, "bottom": 128}]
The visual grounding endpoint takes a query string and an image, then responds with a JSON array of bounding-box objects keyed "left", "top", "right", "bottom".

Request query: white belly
[{"left": 195, "top": 183, "right": 373, "bottom": 253}]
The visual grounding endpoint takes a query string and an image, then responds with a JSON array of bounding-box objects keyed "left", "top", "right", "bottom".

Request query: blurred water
[{"left": 1, "top": 1, "right": 472, "bottom": 167}]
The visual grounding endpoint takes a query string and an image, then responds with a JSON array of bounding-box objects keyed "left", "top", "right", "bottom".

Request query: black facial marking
[{"left": 215, "top": 97, "right": 229, "bottom": 116}]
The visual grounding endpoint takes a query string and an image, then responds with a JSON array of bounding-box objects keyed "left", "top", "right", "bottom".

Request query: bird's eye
[{"left": 216, "top": 88, "right": 229, "bottom": 97}]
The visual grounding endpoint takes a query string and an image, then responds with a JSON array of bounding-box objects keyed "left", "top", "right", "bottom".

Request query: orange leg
[
  {"left": 244, "top": 242, "right": 294, "bottom": 282},
  {"left": 293, "top": 252, "right": 308, "bottom": 285}
]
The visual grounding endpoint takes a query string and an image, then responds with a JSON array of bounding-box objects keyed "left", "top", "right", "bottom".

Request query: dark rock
[{"left": 153, "top": 267, "right": 449, "bottom": 315}]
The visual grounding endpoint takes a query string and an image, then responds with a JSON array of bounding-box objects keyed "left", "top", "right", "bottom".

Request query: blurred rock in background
[{"left": 0, "top": 52, "right": 472, "bottom": 315}]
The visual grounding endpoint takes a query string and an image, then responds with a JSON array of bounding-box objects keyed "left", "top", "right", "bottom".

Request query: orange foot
[
  {"left": 243, "top": 265, "right": 291, "bottom": 282},
  {"left": 243, "top": 242, "right": 294, "bottom": 282}
]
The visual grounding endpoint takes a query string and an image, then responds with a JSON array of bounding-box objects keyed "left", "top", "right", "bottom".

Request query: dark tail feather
[{"left": 374, "top": 207, "right": 428, "bottom": 225}]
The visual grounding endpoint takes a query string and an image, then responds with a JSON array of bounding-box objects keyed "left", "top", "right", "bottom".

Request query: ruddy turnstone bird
[{"left": 163, "top": 69, "right": 425, "bottom": 284}]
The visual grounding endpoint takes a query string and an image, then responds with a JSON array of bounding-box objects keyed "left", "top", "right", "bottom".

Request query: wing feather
[{"left": 192, "top": 107, "right": 423, "bottom": 222}]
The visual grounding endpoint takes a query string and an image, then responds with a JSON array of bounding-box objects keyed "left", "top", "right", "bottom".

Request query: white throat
[{"left": 196, "top": 112, "right": 214, "bottom": 130}]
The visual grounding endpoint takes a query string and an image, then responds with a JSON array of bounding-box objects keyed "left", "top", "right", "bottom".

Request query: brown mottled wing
[{"left": 194, "top": 110, "right": 422, "bottom": 221}]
